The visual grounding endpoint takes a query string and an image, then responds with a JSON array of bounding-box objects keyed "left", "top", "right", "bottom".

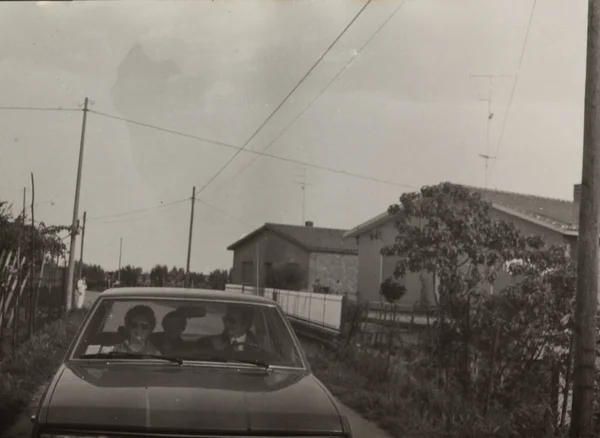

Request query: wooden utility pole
[
  {"left": 185, "top": 186, "right": 196, "bottom": 288},
  {"left": 117, "top": 237, "right": 123, "bottom": 283},
  {"left": 78, "top": 211, "right": 86, "bottom": 280},
  {"left": 66, "top": 97, "right": 89, "bottom": 311},
  {"left": 570, "top": 2, "right": 600, "bottom": 435},
  {"left": 29, "top": 173, "right": 35, "bottom": 336}
]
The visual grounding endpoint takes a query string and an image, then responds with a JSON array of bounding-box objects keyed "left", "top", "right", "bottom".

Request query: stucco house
[
  {"left": 344, "top": 184, "right": 581, "bottom": 305},
  {"left": 227, "top": 221, "right": 358, "bottom": 297}
]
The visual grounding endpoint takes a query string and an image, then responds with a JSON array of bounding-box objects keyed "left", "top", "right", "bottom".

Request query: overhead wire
[
  {"left": 487, "top": 0, "right": 537, "bottom": 185},
  {"left": 86, "top": 198, "right": 189, "bottom": 222},
  {"left": 88, "top": 110, "right": 238, "bottom": 151},
  {"left": 193, "top": 0, "right": 375, "bottom": 197},
  {"left": 88, "top": 111, "right": 415, "bottom": 197},
  {"left": 0, "top": 106, "right": 80, "bottom": 112},
  {"left": 208, "top": 0, "right": 408, "bottom": 196}
]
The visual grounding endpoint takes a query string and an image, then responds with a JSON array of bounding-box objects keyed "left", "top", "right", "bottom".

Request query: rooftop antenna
[
  {"left": 294, "top": 168, "right": 313, "bottom": 225},
  {"left": 471, "top": 73, "right": 513, "bottom": 188}
]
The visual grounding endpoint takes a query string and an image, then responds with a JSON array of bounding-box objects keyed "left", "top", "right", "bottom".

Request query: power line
[
  {"left": 193, "top": 0, "right": 375, "bottom": 197},
  {"left": 487, "top": 0, "right": 537, "bottom": 185},
  {"left": 88, "top": 110, "right": 238, "bottom": 151},
  {"left": 87, "top": 198, "right": 189, "bottom": 222},
  {"left": 208, "top": 0, "right": 408, "bottom": 196},
  {"left": 88, "top": 109, "right": 414, "bottom": 189},
  {"left": 0, "top": 106, "right": 80, "bottom": 112}
]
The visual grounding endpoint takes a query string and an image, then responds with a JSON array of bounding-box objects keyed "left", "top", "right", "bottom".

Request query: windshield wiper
[
  {"left": 79, "top": 352, "right": 183, "bottom": 365},
  {"left": 203, "top": 356, "right": 270, "bottom": 370}
]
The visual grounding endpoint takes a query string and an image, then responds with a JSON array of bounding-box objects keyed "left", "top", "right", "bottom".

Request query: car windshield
[{"left": 71, "top": 297, "right": 305, "bottom": 369}]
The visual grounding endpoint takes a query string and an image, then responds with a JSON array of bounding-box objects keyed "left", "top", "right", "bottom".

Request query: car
[{"left": 30, "top": 287, "right": 353, "bottom": 438}]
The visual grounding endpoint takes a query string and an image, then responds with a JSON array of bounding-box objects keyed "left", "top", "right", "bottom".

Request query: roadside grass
[
  {"left": 305, "top": 343, "right": 565, "bottom": 438},
  {"left": 0, "top": 309, "right": 86, "bottom": 435}
]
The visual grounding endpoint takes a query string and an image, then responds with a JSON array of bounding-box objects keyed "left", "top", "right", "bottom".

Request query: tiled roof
[
  {"left": 227, "top": 223, "right": 358, "bottom": 254},
  {"left": 465, "top": 185, "right": 576, "bottom": 231},
  {"left": 345, "top": 184, "right": 577, "bottom": 238}
]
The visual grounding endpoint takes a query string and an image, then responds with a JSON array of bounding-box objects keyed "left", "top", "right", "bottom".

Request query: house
[
  {"left": 344, "top": 184, "right": 581, "bottom": 304},
  {"left": 227, "top": 221, "right": 358, "bottom": 297}
]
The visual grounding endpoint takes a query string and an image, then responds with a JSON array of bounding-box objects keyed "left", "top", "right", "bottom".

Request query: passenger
[
  {"left": 155, "top": 310, "right": 187, "bottom": 355},
  {"left": 113, "top": 305, "right": 162, "bottom": 355},
  {"left": 197, "top": 304, "right": 258, "bottom": 353}
]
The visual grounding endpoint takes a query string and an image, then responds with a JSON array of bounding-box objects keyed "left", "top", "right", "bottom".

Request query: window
[
  {"left": 71, "top": 297, "right": 305, "bottom": 368},
  {"left": 242, "top": 261, "right": 253, "bottom": 285}
]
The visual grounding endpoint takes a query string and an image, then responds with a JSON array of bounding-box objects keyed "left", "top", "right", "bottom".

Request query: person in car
[
  {"left": 113, "top": 305, "right": 162, "bottom": 355},
  {"left": 197, "top": 305, "right": 259, "bottom": 353},
  {"left": 153, "top": 310, "right": 187, "bottom": 355}
]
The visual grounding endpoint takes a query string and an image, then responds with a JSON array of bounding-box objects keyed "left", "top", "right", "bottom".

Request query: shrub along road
[{"left": 2, "top": 291, "right": 391, "bottom": 438}]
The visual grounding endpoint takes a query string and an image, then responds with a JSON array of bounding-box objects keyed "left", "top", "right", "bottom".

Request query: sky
[{"left": 0, "top": 0, "right": 587, "bottom": 273}]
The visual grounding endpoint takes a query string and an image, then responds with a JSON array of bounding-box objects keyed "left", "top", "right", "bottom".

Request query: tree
[
  {"left": 208, "top": 269, "right": 229, "bottom": 290},
  {"left": 119, "top": 265, "right": 142, "bottom": 287},
  {"left": 382, "top": 183, "right": 575, "bottom": 422},
  {"left": 150, "top": 264, "right": 168, "bottom": 286}
]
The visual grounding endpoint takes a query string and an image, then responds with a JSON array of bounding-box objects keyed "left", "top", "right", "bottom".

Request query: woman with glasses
[{"left": 113, "top": 305, "right": 162, "bottom": 355}]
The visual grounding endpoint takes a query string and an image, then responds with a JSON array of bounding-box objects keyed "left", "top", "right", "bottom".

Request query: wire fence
[{"left": 0, "top": 250, "right": 66, "bottom": 358}]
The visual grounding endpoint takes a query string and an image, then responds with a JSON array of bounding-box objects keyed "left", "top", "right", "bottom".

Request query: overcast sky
[{"left": 0, "top": 0, "right": 586, "bottom": 273}]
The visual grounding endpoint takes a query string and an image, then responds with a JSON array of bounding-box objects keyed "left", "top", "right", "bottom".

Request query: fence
[
  {"left": 0, "top": 250, "right": 66, "bottom": 357},
  {"left": 226, "top": 284, "right": 345, "bottom": 334}
]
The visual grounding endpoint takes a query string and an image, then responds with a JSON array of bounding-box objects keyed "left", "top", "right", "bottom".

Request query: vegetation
[
  {"left": 310, "top": 183, "right": 581, "bottom": 437},
  {"left": 0, "top": 309, "right": 86, "bottom": 435}
]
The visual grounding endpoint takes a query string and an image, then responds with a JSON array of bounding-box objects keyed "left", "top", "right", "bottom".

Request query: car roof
[{"left": 100, "top": 287, "right": 275, "bottom": 305}]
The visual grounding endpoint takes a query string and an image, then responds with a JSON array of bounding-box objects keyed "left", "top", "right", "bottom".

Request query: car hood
[{"left": 43, "top": 362, "right": 343, "bottom": 434}]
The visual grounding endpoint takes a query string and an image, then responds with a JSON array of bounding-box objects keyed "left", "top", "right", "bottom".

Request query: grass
[
  {"left": 0, "top": 309, "right": 86, "bottom": 435},
  {"left": 304, "top": 343, "right": 564, "bottom": 438}
]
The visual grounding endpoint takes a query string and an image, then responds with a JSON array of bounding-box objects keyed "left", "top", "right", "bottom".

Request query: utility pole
[
  {"left": 185, "top": 186, "right": 196, "bottom": 288},
  {"left": 65, "top": 97, "right": 89, "bottom": 311},
  {"left": 255, "top": 241, "right": 260, "bottom": 293},
  {"left": 78, "top": 211, "right": 86, "bottom": 280},
  {"left": 29, "top": 173, "right": 35, "bottom": 336},
  {"left": 470, "top": 74, "right": 512, "bottom": 188},
  {"left": 118, "top": 237, "right": 123, "bottom": 284},
  {"left": 570, "top": 1, "right": 600, "bottom": 436}
]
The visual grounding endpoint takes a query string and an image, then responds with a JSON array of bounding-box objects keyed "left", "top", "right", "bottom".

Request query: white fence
[{"left": 225, "top": 284, "right": 344, "bottom": 333}]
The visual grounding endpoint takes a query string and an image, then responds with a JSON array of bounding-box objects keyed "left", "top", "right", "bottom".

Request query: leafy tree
[
  {"left": 208, "top": 269, "right": 229, "bottom": 290},
  {"left": 379, "top": 277, "right": 406, "bottom": 303},
  {"left": 119, "top": 265, "right": 142, "bottom": 287},
  {"left": 382, "top": 182, "right": 575, "bottom": 423},
  {"left": 0, "top": 201, "right": 70, "bottom": 268},
  {"left": 150, "top": 264, "right": 168, "bottom": 286}
]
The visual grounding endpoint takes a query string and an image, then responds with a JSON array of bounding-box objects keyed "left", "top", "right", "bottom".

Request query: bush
[
  {"left": 306, "top": 343, "right": 562, "bottom": 438},
  {"left": 0, "top": 309, "right": 86, "bottom": 434}
]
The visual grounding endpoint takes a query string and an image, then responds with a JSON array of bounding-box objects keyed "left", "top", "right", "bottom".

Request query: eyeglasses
[{"left": 130, "top": 321, "right": 150, "bottom": 330}]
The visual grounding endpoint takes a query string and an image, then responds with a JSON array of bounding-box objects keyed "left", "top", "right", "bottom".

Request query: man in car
[{"left": 197, "top": 304, "right": 259, "bottom": 353}]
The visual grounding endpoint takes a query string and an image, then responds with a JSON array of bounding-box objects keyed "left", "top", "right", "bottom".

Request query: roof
[
  {"left": 227, "top": 223, "right": 358, "bottom": 254},
  {"left": 100, "top": 287, "right": 275, "bottom": 305},
  {"left": 344, "top": 184, "right": 577, "bottom": 238}
]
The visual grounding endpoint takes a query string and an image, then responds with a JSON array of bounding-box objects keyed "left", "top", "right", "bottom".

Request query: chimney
[
  {"left": 573, "top": 183, "right": 581, "bottom": 226},
  {"left": 305, "top": 221, "right": 314, "bottom": 227}
]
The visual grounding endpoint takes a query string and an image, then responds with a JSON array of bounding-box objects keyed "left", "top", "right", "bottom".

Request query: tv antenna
[
  {"left": 294, "top": 168, "right": 313, "bottom": 224},
  {"left": 470, "top": 73, "right": 513, "bottom": 188}
]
